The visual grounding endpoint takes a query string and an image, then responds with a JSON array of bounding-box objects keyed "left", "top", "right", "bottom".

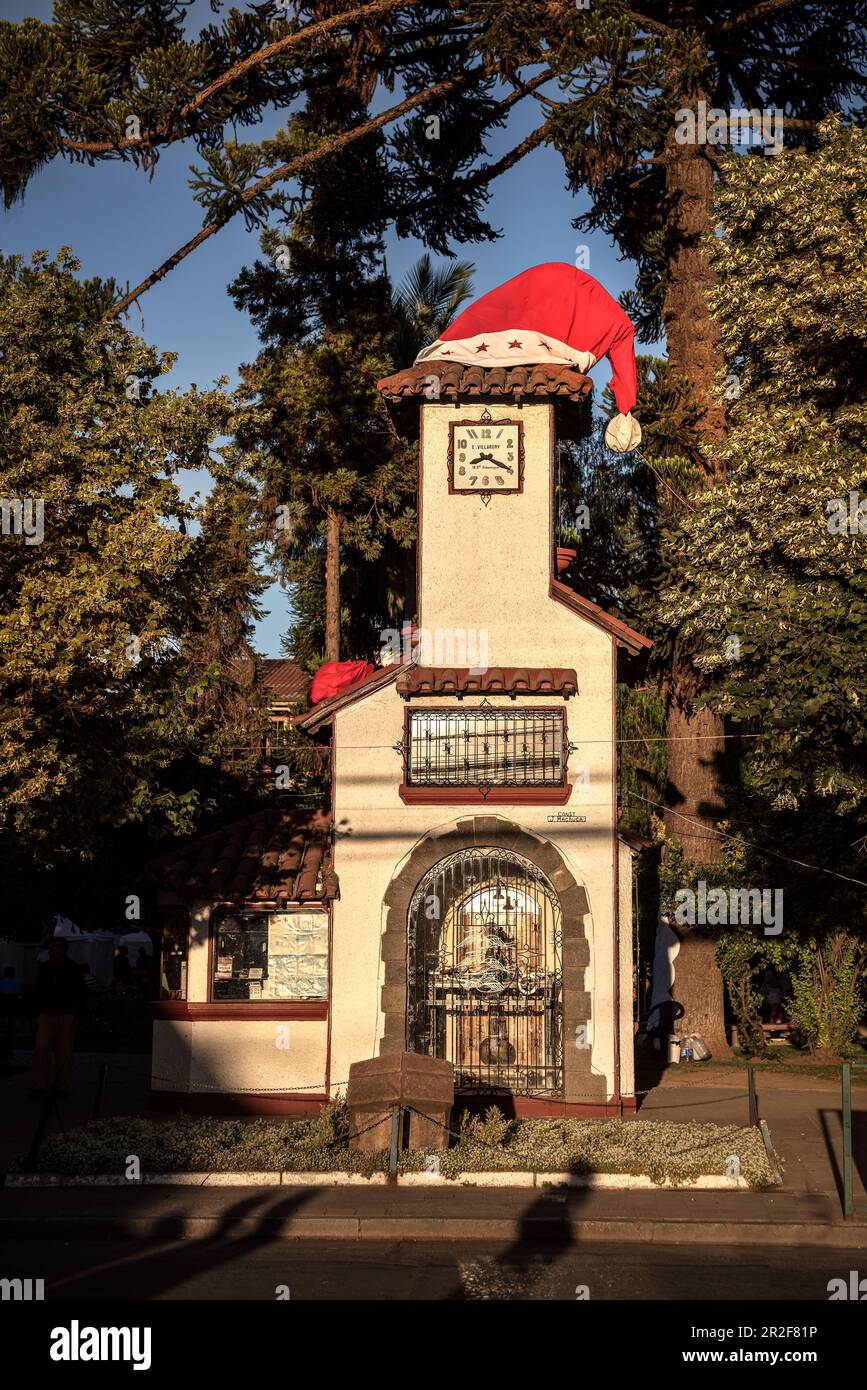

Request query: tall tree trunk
[
  {"left": 659, "top": 41, "right": 730, "bottom": 1050},
  {"left": 663, "top": 654, "right": 726, "bottom": 862},
  {"left": 669, "top": 930, "right": 728, "bottom": 1058},
  {"left": 325, "top": 506, "right": 341, "bottom": 662},
  {"left": 661, "top": 125, "right": 727, "bottom": 458}
]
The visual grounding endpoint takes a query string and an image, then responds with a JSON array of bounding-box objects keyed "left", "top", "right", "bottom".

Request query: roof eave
[{"left": 550, "top": 579, "right": 652, "bottom": 656}]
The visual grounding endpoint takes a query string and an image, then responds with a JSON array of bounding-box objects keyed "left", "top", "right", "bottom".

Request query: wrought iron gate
[{"left": 407, "top": 848, "right": 564, "bottom": 1096}]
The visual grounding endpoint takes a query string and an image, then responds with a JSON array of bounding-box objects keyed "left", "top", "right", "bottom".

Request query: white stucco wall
[
  {"left": 326, "top": 398, "right": 634, "bottom": 1103},
  {"left": 153, "top": 898, "right": 329, "bottom": 1097}
]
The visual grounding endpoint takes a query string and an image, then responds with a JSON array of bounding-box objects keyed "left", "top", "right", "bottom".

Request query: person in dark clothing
[
  {"left": 113, "top": 944, "right": 132, "bottom": 994},
  {"left": 31, "top": 938, "right": 88, "bottom": 1097}
]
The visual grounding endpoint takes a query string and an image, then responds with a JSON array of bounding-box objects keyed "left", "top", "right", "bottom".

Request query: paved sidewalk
[
  {"left": 1, "top": 1181, "right": 865, "bottom": 1247},
  {"left": 0, "top": 1048, "right": 152, "bottom": 1171},
  {"left": 635, "top": 1070, "right": 867, "bottom": 1200}
]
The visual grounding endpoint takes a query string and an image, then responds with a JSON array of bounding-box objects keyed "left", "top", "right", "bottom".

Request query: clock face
[{"left": 448, "top": 418, "right": 524, "bottom": 498}]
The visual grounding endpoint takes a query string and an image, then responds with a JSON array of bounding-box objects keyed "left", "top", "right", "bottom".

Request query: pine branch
[
  {"left": 717, "top": 44, "right": 867, "bottom": 87},
  {"left": 60, "top": 0, "right": 419, "bottom": 157},
  {"left": 454, "top": 121, "right": 549, "bottom": 195},
  {"left": 715, "top": 0, "right": 806, "bottom": 32},
  {"left": 110, "top": 72, "right": 469, "bottom": 318},
  {"left": 625, "top": 10, "right": 675, "bottom": 36},
  {"left": 392, "top": 70, "right": 552, "bottom": 217}
]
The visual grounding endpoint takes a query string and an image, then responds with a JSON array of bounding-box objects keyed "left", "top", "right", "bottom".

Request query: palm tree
[{"left": 390, "top": 253, "right": 475, "bottom": 366}]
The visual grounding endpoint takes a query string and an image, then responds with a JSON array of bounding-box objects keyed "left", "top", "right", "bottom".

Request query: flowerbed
[{"left": 24, "top": 1104, "right": 775, "bottom": 1188}]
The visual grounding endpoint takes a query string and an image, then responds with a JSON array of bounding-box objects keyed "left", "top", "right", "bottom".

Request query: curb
[
  {"left": 1, "top": 1212, "right": 864, "bottom": 1246},
  {"left": 4, "top": 1170, "right": 750, "bottom": 1191},
  {"left": 758, "top": 1118, "right": 784, "bottom": 1186}
]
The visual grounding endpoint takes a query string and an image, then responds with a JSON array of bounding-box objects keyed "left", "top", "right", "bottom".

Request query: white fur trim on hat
[
  {"left": 415, "top": 331, "right": 595, "bottom": 373},
  {"left": 604, "top": 412, "right": 642, "bottom": 453}
]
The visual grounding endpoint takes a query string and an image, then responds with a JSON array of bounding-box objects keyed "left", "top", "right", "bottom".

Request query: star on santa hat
[{"left": 415, "top": 262, "right": 642, "bottom": 452}]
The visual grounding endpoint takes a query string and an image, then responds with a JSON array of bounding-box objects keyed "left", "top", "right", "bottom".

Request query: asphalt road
[{"left": 3, "top": 1238, "right": 860, "bottom": 1301}]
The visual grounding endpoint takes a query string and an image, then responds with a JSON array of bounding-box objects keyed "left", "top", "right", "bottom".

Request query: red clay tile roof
[
  {"left": 396, "top": 667, "right": 578, "bottom": 699},
  {"left": 262, "top": 659, "right": 309, "bottom": 704},
  {"left": 146, "top": 809, "right": 337, "bottom": 907},
  {"left": 379, "top": 361, "right": 593, "bottom": 400},
  {"left": 377, "top": 362, "right": 592, "bottom": 441}
]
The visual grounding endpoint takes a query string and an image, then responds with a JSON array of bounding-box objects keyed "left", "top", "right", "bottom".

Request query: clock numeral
[
  {"left": 507, "top": 452, "right": 514, "bottom": 462},
  {"left": 458, "top": 439, "right": 466, "bottom": 449},
  {"left": 481, "top": 428, "right": 491, "bottom": 438},
  {"left": 458, "top": 466, "right": 465, "bottom": 475},
  {"left": 469, "top": 476, "right": 478, "bottom": 485},
  {"left": 495, "top": 476, "right": 505, "bottom": 486}
]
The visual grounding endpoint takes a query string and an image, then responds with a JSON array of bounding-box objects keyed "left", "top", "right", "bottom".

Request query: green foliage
[
  {"left": 660, "top": 121, "right": 867, "bottom": 817},
  {"left": 5, "top": 3, "right": 864, "bottom": 321},
  {"left": 786, "top": 931, "right": 866, "bottom": 1058},
  {"left": 30, "top": 1110, "right": 775, "bottom": 1188},
  {"left": 657, "top": 120, "right": 867, "bottom": 936},
  {"left": 618, "top": 684, "right": 666, "bottom": 840},
  {"left": 0, "top": 248, "right": 269, "bottom": 889},
  {"left": 715, "top": 927, "right": 794, "bottom": 1058},
  {"left": 390, "top": 253, "right": 475, "bottom": 365}
]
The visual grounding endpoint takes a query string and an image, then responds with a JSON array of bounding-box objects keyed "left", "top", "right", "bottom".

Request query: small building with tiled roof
[
  {"left": 261, "top": 658, "right": 309, "bottom": 712},
  {"left": 145, "top": 266, "right": 650, "bottom": 1116}
]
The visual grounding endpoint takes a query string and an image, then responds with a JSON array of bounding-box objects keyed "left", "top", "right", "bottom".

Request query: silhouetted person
[
  {"left": 132, "top": 946, "right": 151, "bottom": 995},
  {"left": 762, "top": 967, "right": 785, "bottom": 1024},
  {"left": 79, "top": 960, "right": 99, "bottom": 994},
  {"left": 113, "top": 944, "right": 132, "bottom": 994},
  {"left": 31, "top": 938, "right": 87, "bottom": 1097}
]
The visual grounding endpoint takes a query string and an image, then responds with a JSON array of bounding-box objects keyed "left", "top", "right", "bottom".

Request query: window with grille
[{"left": 406, "top": 707, "right": 566, "bottom": 788}]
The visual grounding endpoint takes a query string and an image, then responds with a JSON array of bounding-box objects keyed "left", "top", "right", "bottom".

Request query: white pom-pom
[{"left": 604, "top": 412, "right": 642, "bottom": 453}]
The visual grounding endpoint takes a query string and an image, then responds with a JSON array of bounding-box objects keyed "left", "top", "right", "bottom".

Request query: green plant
[
  {"left": 466, "top": 1105, "right": 510, "bottom": 1148},
  {"left": 716, "top": 930, "right": 770, "bottom": 1057},
  {"left": 787, "top": 931, "right": 866, "bottom": 1058}
]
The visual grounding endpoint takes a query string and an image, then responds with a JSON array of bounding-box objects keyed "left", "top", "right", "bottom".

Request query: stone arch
[{"left": 379, "top": 814, "right": 605, "bottom": 1101}]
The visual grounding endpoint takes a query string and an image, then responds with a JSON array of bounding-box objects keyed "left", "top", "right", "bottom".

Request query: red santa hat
[{"left": 415, "top": 262, "right": 641, "bottom": 452}]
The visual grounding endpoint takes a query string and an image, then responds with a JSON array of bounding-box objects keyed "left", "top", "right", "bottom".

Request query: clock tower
[{"left": 380, "top": 367, "right": 595, "bottom": 671}]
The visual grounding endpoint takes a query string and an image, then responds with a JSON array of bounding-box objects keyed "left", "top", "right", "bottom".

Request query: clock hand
[{"left": 469, "top": 452, "right": 514, "bottom": 473}]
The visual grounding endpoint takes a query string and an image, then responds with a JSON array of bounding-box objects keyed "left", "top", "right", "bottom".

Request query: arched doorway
[{"left": 407, "top": 847, "right": 563, "bottom": 1096}]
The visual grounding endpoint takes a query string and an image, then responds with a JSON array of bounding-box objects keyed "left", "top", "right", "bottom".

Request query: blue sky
[{"left": 3, "top": 1, "right": 651, "bottom": 655}]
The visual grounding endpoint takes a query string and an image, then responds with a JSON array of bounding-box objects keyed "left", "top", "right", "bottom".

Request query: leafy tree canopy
[{"left": 0, "top": 247, "right": 269, "bottom": 875}]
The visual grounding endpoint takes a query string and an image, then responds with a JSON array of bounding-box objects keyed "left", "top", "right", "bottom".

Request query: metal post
[
  {"left": 748, "top": 1065, "right": 758, "bottom": 1128},
  {"left": 843, "top": 1062, "right": 853, "bottom": 1219},
  {"left": 388, "top": 1106, "right": 401, "bottom": 1179},
  {"left": 92, "top": 1061, "right": 109, "bottom": 1120}
]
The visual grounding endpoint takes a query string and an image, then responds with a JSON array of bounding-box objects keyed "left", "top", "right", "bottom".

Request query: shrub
[{"left": 787, "top": 931, "right": 866, "bottom": 1058}]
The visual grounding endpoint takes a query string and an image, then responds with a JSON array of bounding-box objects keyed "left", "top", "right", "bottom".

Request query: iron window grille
[
  {"left": 407, "top": 847, "right": 564, "bottom": 1096},
  {"left": 405, "top": 705, "right": 566, "bottom": 788}
]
